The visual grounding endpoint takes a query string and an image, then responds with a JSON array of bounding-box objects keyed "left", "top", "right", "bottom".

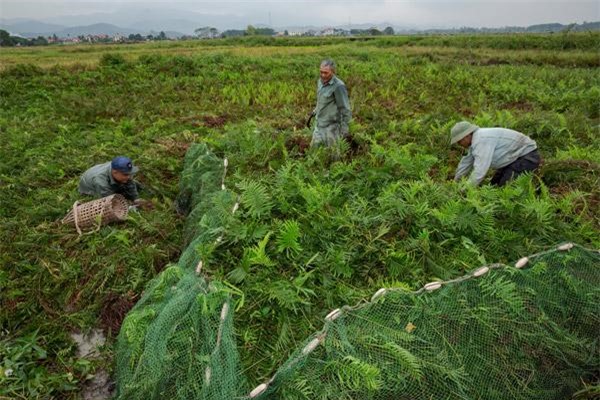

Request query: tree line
[
  {"left": 0, "top": 29, "right": 49, "bottom": 46},
  {"left": 194, "top": 25, "right": 395, "bottom": 38}
]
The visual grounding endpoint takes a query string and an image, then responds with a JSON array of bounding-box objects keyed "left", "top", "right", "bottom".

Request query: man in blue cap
[
  {"left": 79, "top": 156, "right": 140, "bottom": 201},
  {"left": 450, "top": 121, "right": 541, "bottom": 186}
]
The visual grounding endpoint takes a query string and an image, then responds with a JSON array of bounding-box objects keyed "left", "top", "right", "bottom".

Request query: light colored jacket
[{"left": 454, "top": 128, "right": 538, "bottom": 185}]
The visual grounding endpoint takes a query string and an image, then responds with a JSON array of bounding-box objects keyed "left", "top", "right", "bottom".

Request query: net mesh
[
  {"left": 114, "top": 143, "right": 600, "bottom": 400},
  {"left": 256, "top": 245, "right": 599, "bottom": 399},
  {"left": 115, "top": 144, "right": 247, "bottom": 399}
]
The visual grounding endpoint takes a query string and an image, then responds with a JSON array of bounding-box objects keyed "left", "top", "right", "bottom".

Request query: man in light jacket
[{"left": 451, "top": 121, "right": 541, "bottom": 186}]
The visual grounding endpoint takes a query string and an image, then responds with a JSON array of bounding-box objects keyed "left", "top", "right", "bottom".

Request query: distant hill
[
  {"left": 0, "top": 22, "right": 185, "bottom": 39},
  {"left": 409, "top": 21, "right": 600, "bottom": 35},
  {"left": 129, "top": 18, "right": 214, "bottom": 35},
  {"left": 55, "top": 23, "right": 141, "bottom": 37},
  {"left": 38, "top": 7, "right": 253, "bottom": 34},
  {"left": 525, "top": 22, "right": 600, "bottom": 32},
  {"left": 0, "top": 19, "right": 66, "bottom": 36},
  {"left": 526, "top": 23, "right": 566, "bottom": 32},
  {"left": 574, "top": 21, "right": 600, "bottom": 31}
]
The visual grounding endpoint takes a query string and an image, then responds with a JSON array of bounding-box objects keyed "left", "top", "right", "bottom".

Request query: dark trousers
[{"left": 491, "top": 149, "right": 541, "bottom": 187}]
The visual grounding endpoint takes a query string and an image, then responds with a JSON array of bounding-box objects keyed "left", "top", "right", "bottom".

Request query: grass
[
  {"left": 1, "top": 33, "right": 599, "bottom": 70},
  {"left": 1, "top": 33, "right": 599, "bottom": 399}
]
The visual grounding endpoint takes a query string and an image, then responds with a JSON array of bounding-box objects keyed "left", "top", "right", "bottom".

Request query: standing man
[
  {"left": 451, "top": 121, "right": 541, "bottom": 186},
  {"left": 79, "top": 156, "right": 140, "bottom": 201},
  {"left": 310, "top": 59, "right": 352, "bottom": 147}
]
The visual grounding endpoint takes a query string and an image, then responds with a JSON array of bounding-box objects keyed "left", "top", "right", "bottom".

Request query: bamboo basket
[{"left": 62, "top": 194, "right": 129, "bottom": 233}]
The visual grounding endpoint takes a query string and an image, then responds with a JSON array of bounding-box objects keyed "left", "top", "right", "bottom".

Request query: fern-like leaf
[
  {"left": 242, "top": 232, "right": 275, "bottom": 267},
  {"left": 237, "top": 178, "right": 273, "bottom": 218},
  {"left": 381, "top": 343, "right": 422, "bottom": 380},
  {"left": 479, "top": 275, "right": 525, "bottom": 315},
  {"left": 276, "top": 219, "right": 303, "bottom": 256},
  {"left": 335, "top": 355, "right": 382, "bottom": 391}
]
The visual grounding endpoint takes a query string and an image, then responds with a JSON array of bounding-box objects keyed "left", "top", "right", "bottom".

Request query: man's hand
[
  {"left": 133, "top": 199, "right": 154, "bottom": 211},
  {"left": 305, "top": 110, "right": 316, "bottom": 129}
]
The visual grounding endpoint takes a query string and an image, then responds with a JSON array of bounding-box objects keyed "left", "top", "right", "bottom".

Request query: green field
[{"left": 1, "top": 34, "right": 599, "bottom": 399}]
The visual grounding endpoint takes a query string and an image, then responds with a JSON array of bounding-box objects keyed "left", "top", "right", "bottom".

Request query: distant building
[
  {"left": 63, "top": 37, "right": 81, "bottom": 44},
  {"left": 317, "top": 27, "right": 349, "bottom": 36},
  {"left": 321, "top": 27, "right": 335, "bottom": 36}
]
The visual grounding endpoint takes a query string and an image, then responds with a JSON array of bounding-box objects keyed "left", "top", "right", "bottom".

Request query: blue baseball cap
[{"left": 111, "top": 156, "right": 139, "bottom": 174}]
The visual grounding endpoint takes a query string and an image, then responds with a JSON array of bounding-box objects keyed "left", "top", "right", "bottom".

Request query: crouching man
[
  {"left": 79, "top": 156, "right": 149, "bottom": 208},
  {"left": 451, "top": 121, "right": 541, "bottom": 186}
]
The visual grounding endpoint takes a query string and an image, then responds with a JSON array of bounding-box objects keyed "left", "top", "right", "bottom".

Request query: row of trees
[
  {"left": 353, "top": 26, "right": 395, "bottom": 36},
  {"left": 194, "top": 25, "right": 395, "bottom": 39},
  {"left": 0, "top": 29, "right": 172, "bottom": 46},
  {"left": 0, "top": 29, "right": 49, "bottom": 46},
  {"left": 127, "top": 31, "right": 168, "bottom": 42},
  {"left": 195, "top": 25, "right": 276, "bottom": 39}
]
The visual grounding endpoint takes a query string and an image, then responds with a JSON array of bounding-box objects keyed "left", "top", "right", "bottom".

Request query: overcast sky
[{"left": 1, "top": 1, "right": 598, "bottom": 28}]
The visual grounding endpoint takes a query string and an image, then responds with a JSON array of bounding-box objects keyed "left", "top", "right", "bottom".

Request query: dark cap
[{"left": 111, "top": 156, "right": 138, "bottom": 174}]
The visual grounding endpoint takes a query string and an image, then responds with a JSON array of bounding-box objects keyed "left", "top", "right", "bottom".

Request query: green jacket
[
  {"left": 315, "top": 75, "right": 352, "bottom": 135},
  {"left": 78, "top": 162, "right": 138, "bottom": 200}
]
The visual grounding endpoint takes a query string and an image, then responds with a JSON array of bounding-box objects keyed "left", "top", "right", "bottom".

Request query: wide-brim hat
[{"left": 450, "top": 121, "right": 479, "bottom": 145}]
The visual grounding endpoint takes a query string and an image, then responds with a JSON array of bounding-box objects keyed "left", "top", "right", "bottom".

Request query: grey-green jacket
[
  {"left": 78, "top": 162, "right": 138, "bottom": 200},
  {"left": 315, "top": 75, "right": 352, "bottom": 135}
]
